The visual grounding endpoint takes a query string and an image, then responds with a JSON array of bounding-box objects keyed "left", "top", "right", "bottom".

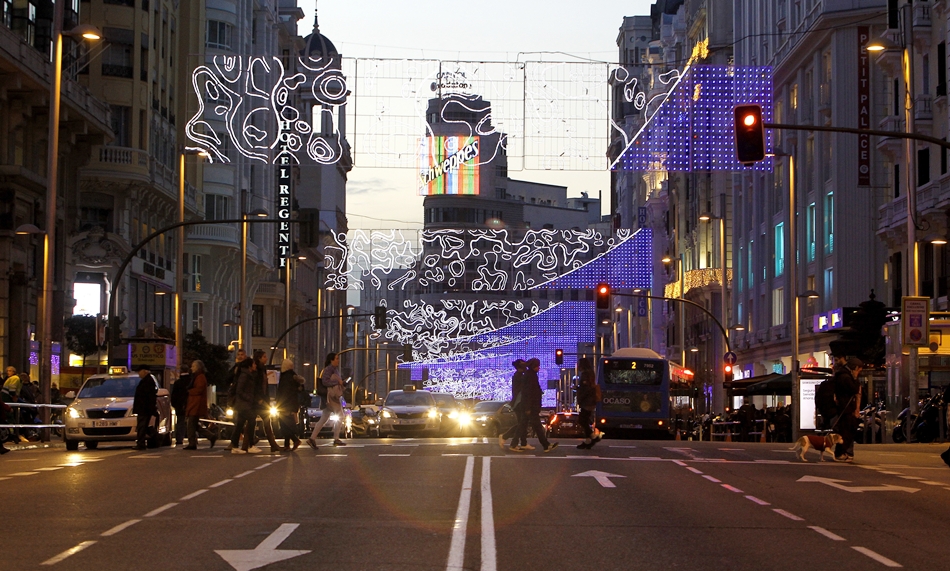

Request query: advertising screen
[{"left": 418, "top": 136, "right": 480, "bottom": 195}]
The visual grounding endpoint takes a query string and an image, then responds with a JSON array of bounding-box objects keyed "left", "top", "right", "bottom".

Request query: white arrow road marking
[
  {"left": 572, "top": 470, "right": 626, "bottom": 488},
  {"left": 797, "top": 475, "right": 920, "bottom": 493},
  {"left": 216, "top": 523, "right": 310, "bottom": 571}
]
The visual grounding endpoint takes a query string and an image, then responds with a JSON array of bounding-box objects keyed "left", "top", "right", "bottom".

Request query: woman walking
[
  {"left": 184, "top": 360, "right": 218, "bottom": 450},
  {"left": 307, "top": 352, "right": 347, "bottom": 449},
  {"left": 276, "top": 359, "right": 302, "bottom": 451},
  {"left": 229, "top": 357, "right": 261, "bottom": 454},
  {"left": 575, "top": 357, "right": 603, "bottom": 449}
]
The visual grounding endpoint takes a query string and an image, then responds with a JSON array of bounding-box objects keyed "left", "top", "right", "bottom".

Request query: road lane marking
[
  {"left": 481, "top": 457, "right": 496, "bottom": 571},
  {"left": 41, "top": 541, "right": 97, "bottom": 565},
  {"left": 446, "top": 455, "right": 475, "bottom": 571},
  {"left": 443, "top": 453, "right": 473, "bottom": 457},
  {"left": 215, "top": 523, "right": 310, "bottom": 570},
  {"left": 671, "top": 460, "right": 687, "bottom": 466},
  {"left": 721, "top": 484, "right": 743, "bottom": 493},
  {"left": 702, "top": 475, "right": 721, "bottom": 483},
  {"left": 773, "top": 509, "right": 804, "bottom": 521},
  {"left": 380, "top": 454, "right": 411, "bottom": 457},
  {"left": 271, "top": 457, "right": 287, "bottom": 463},
  {"left": 808, "top": 526, "right": 845, "bottom": 541},
  {"left": 898, "top": 476, "right": 923, "bottom": 480},
  {"left": 315, "top": 454, "right": 347, "bottom": 457},
  {"left": 920, "top": 480, "right": 945, "bottom": 485},
  {"left": 101, "top": 519, "right": 142, "bottom": 537},
  {"left": 59, "top": 463, "right": 83, "bottom": 467},
  {"left": 180, "top": 489, "right": 208, "bottom": 501},
  {"left": 744, "top": 495, "right": 770, "bottom": 506},
  {"left": 878, "top": 471, "right": 902, "bottom": 475},
  {"left": 572, "top": 470, "right": 625, "bottom": 488},
  {"left": 797, "top": 475, "right": 919, "bottom": 493},
  {"left": 686, "top": 467, "right": 703, "bottom": 474},
  {"left": 0, "top": 477, "right": 9, "bottom": 481},
  {"left": 851, "top": 546, "right": 902, "bottom": 567},
  {"left": 255, "top": 463, "right": 273, "bottom": 470},
  {"left": 209, "top": 479, "right": 233, "bottom": 488},
  {"left": 144, "top": 503, "right": 177, "bottom": 517},
  {"left": 10, "top": 472, "right": 38, "bottom": 476},
  {"left": 234, "top": 470, "right": 256, "bottom": 478},
  {"left": 35, "top": 467, "right": 64, "bottom": 471}
]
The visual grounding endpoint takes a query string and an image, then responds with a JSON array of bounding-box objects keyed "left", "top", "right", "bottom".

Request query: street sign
[
  {"left": 216, "top": 523, "right": 310, "bottom": 571},
  {"left": 797, "top": 475, "right": 919, "bottom": 493},
  {"left": 901, "top": 296, "right": 930, "bottom": 347},
  {"left": 572, "top": 470, "right": 626, "bottom": 488},
  {"left": 723, "top": 351, "right": 737, "bottom": 366}
]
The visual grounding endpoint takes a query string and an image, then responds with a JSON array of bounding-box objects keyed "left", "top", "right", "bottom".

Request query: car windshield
[
  {"left": 385, "top": 392, "right": 435, "bottom": 407},
  {"left": 432, "top": 394, "right": 457, "bottom": 408},
  {"left": 474, "top": 401, "right": 502, "bottom": 412},
  {"left": 78, "top": 376, "right": 140, "bottom": 398}
]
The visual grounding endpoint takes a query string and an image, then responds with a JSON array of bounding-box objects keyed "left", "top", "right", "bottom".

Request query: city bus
[{"left": 596, "top": 348, "right": 692, "bottom": 438}]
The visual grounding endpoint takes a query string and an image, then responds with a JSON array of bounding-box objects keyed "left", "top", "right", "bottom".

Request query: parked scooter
[{"left": 892, "top": 393, "right": 944, "bottom": 443}]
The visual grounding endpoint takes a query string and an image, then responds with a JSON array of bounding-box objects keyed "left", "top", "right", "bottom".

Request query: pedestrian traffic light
[
  {"left": 595, "top": 282, "right": 611, "bottom": 310},
  {"left": 724, "top": 364, "right": 734, "bottom": 384},
  {"left": 733, "top": 104, "right": 765, "bottom": 164},
  {"left": 555, "top": 349, "right": 564, "bottom": 365},
  {"left": 374, "top": 305, "right": 387, "bottom": 330}
]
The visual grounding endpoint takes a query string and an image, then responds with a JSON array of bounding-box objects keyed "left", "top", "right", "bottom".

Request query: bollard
[
  {"left": 725, "top": 429, "right": 732, "bottom": 442},
  {"left": 760, "top": 424, "right": 766, "bottom": 443},
  {"left": 675, "top": 429, "right": 681, "bottom": 441}
]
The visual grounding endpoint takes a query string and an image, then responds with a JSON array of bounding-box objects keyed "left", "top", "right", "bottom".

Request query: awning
[
  {"left": 744, "top": 373, "right": 792, "bottom": 396},
  {"left": 724, "top": 372, "right": 783, "bottom": 394}
]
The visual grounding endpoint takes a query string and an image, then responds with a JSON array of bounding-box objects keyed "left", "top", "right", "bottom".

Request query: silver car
[
  {"left": 64, "top": 368, "right": 173, "bottom": 450},
  {"left": 378, "top": 388, "right": 440, "bottom": 437}
]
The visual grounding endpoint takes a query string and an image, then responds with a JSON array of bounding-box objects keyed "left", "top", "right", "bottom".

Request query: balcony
[
  {"left": 914, "top": 94, "right": 933, "bottom": 125},
  {"left": 187, "top": 223, "right": 239, "bottom": 246},
  {"left": 818, "top": 83, "right": 831, "bottom": 117},
  {"left": 913, "top": 1, "right": 933, "bottom": 53},
  {"left": 661, "top": 268, "right": 735, "bottom": 298}
]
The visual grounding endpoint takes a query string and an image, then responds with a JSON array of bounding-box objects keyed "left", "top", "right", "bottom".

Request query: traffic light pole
[{"left": 612, "top": 292, "right": 731, "bottom": 354}]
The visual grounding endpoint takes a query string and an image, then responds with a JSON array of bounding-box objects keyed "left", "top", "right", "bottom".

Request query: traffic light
[
  {"left": 831, "top": 291, "right": 887, "bottom": 367},
  {"left": 374, "top": 306, "right": 388, "bottom": 330},
  {"left": 723, "top": 364, "right": 734, "bottom": 384},
  {"left": 733, "top": 104, "right": 765, "bottom": 164},
  {"left": 595, "top": 282, "right": 611, "bottom": 310},
  {"left": 555, "top": 349, "right": 564, "bottom": 365}
]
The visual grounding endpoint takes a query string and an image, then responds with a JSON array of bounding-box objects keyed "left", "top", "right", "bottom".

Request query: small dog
[{"left": 790, "top": 433, "right": 844, "bottom": 462}]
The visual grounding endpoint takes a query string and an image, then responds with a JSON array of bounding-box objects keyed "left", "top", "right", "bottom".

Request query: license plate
[
  {"left": 620, "top": 424, "right": 643, "bottom": 429},
  {"left": 396, "top": 419, "right": 426, "bottom": 425},
  {"left": 92, "top": 420, "right": 119, "bottom": 427},
  {"left": 561, "top": 422, "right": 574, "bottom": 427}
]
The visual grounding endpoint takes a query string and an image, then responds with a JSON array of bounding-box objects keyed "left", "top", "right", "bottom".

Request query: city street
[{"left": 4, "top": 438, "right": 950, "bottom": 570}]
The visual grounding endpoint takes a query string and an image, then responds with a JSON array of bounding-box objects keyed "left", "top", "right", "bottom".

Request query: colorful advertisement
[{"left": 418, "top": 136, "right": 480, "bottom": 195}]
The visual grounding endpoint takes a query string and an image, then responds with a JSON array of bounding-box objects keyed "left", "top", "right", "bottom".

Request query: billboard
[{"left": 418, "top": 136, "right": 480, "bottom": 195}]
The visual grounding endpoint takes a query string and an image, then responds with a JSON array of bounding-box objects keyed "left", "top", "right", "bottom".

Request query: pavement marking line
[
  {"left": 920, "top": 480, "right": 945, "bottom": 485},
  {"left": 671, "top": 460, "right": 687, "bottom": 467},
  {"left": 851, "top": 546, "right": 902, "bottom": 568},
  {"left": 209, "top": 479, "right": 233, "bottom": 488},
  {"left": 446, "top": 455, "right": 475, "bottom": 571},
  {"left": 35, "top": 467, "right": 64, "bottom": 471},
  {"left": 40, "top": 540, "right": 97, "bottom": 565},
  {"left": 255, "top": 463, "right": 273, "bottom": 470},
  {"left": 271, "top": 457, "right": 287, "bottom": 463},
  {"left": 380, "top": 454, "right": 411, "bottom": 457},
  {"left": 898, "top": 476, "right": 924, "bottom": 480},
  {"left": 315, "top": 454, "right": 347, "bottom": 457},
  {"left": 443, "top": 453, "right": 474, "bottom": 457},
  {"left": 772, "top": 509, "right": 805, "bottom": 521},
  {"left": 234, "top": 470, "right": 256, "bottom": 478},
  {"left": 721, "top": 484, "right": 744, "bottom": 493},
  {"left": 144, "top": 503, "right": 178, "bottom": 517},
  {"left": 59, "top": 463, "right": 83, "bottom": 467},
  {"left": 0, "top": 477, "right": 9, "bottom": 481},
  {"left": 744, "top": 495, "right": 770, "bottom": 506},
  {"left": 702, "top": 475, "right": 721, "bottom": 483},
  {"left": 470, "top": 437, "right": 478, "bottom": 444},
  {"left": 808, "top": 526, "right": 845, "bottom": 541},
  {"left": 215, "top": 523, "right": 310, "bottom": 570},
  {"left": 718, "top": 448, "right": 743, "bottom": 451},
  {"left": 481, "top": 457, "right": 497, "bottom": 571},
  {"left": 180, "top": 489, "right": 208, "bottom": 501},
  {"left": 686, "top": 467, "right": 703, "bottom": 474},
  {"left": 878, "top": 471, "right": 902, "bottom": 475},
  {"left": 608, "top": 445, "right": 638, "bottom": 448},
  {"left": 10, "top": 472, "right": 38, "bottom": 476},
  {"left": 101, "top": 519, "right": 142, "bottom": 537},
  {"left": 129, "top": 456, "right": 162, "bottom": 459}
]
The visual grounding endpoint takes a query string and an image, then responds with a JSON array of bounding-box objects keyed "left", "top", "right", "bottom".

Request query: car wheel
[
  {"left": 83, "top": 441, "right": 98, "bottom": 450},
  {"left": 65, "top": 439, "right": 79, "bottom": 451},
  {"left": 488, "top": 422, "right": 500, "bottom": 437}
]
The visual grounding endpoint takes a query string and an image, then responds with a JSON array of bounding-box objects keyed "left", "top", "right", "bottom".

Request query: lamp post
[
  {"left": 239, "top": 209, "right": 269, "bottom": 351},
  {"left": 39, "top": 4, "right": 101, "bottom": 440},
  {"left": 699, "top": 206, "right": 728, "bottom": 414},
  {"left": 177, "top": 149, "right": 208, "bottom": 367}
]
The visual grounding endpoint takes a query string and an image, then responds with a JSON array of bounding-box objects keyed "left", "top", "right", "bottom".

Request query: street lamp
[
  {"left": 699, "top": 209, "right": 728, "bottom": 413},
  {"left": 39, "top": 6, "right": 102, "bottom": 440},
  {"left": 239, "top": 208, "right": 269, "bottom": 351},
  {"left": 177, "top": 149, "right": 209, "bottom": 367}
]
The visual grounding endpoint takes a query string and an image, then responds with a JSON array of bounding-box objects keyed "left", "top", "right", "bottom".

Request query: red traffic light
[
  {"left": 724, "top": 364, "right": 732, "bottom": 373},
  {"left": 733, "top": 104, "right": 765, "bottom": 164},
  {"left": 555, "top": 349, "right": 564, "bottom": 365},
  {"left": 595, "top": 282, "right": 611, "bottom": 309}
]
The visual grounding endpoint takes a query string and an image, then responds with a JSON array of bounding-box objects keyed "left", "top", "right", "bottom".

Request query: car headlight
[
  {"left": 345, "top": 416, "right": 352, "bottom": 427},
  {"left": 269, "top": 406, "right": 279, "bottom": 417},
  {"left": 381, "top": 410, "right": 393, "bottom": 418},
  {"left": 367, "top": 419, "right": 376, "bottom": 424},
  {"left": 428, "top": 408, "right": 438, "bottom": 419},
  {"left": 448, "top": 410, "right": 459, "bottom": 420},
  {"left": 476, "top": 415, "right": 488, "bottom": 422},
  {"left": 226, "top": 408, "right": 234, "bottom": 418},
  {"left": 458, "top": 412, "right": 472, "bottom": 425},
  {"left": 329, "top": 414, "right": 340, "bottom": 422},
  {"left": 67, "top": 407, "right": 82, "bottom": 419}
]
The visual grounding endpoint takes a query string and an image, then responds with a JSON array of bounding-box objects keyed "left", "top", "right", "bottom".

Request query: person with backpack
[
  {"left": 576, "top": 357, "right": 604, "bottom": 449},
  {"left": 306, "top": 352, "right": 347, "bottom": 449},
  {"left": 833, "top": 356, "right": 862, "bottom": 462},
  {"left": 170, "top": 363, "right": 191, "bottom": 446}
]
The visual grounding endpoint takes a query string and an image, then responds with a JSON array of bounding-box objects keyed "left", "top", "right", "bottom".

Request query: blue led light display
[
  {"left": 612, "top": 66, "right": 773, "bottom": 172},
  {"left": 533, "top": 229, "right": 652, "bottom": 290}
]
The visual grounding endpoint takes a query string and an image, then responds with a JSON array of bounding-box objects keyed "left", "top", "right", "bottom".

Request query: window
[
  {"left": 102, "top": 42, "right": 133, "bottom": 78},
  {"left": 806, "top": 202, "right": 816, "bottom": 262},
  {"left": 918, "top": 148, "right": 930, "bottom": 187},
  {"left": 252, "top": 305, "right": 265, "bottom": 337},
  {"left": 774, "top": 222, "right": 785, "bottom": 277},
  {"left": 189, "top": 254, "right": 201, "bottom": 292},
  {"left": 80, "top": 207, "right": 112, "bottom": 232},
  {"left": 823, "top": 192, "right": 833, "bottom": 255},
  {"left": 938, "top": 42, "right": 947, "bottom": 97},
  {"left": 191, "top": 302, "right": 203, "bottom": 332},
  {"left": 206, "top": 20, "right": 233, "bottom": 50},
  {"left": 772, "top": 287, "right": 784, "bottom": 327},
  {"left": 204, "top": 194, "right": 230, "bottom": 220},
  {"left": 824, "top": 268, "right": 834, "bottom": 306},
  {"left": 738, "top": 246, "right": 744, "bottom": 291},
  {"left": 748, "top": 240, "right": 754, "bottom": 288},
  {"left": 109, "top": 105, "right": 132, "bottom": 147}
]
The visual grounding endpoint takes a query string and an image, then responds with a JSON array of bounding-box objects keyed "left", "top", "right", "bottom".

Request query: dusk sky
[{"left": 297, "top": 0, "right": 654, "bottom": 229}]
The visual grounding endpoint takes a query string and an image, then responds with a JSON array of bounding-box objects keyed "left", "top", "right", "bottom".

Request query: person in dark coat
[
  {"left": 229, "top": 358, "right": 261, "bottom": 454},
  {"left": 499, "top": 359, "right": 529, "bottom": 451},
  {"left": 184, "top": 360, "right": 218, "bottom": 449},
  {"left": 250, "top": 349, "right": 280, "bottom": 453},
  {"left": 225, "top": 348, "right": 247, "bottom": 408},
  {"left": 170, "top": 363, "right": 191, "bottom": 446},
  {"left": 523, "top": 358, "right": 558, "bottom": 453},
  {"left": 276, "top": 359, "right": 302, "bottom": 451},
  {"left": 576, "top": 357, "right": 603, "bottom": 449},
  {"left": 132, "top": 365, "right": 159, "bottom": 450},
  {"left": 832, "top": 356, "right": 862, "bottom": 462}
]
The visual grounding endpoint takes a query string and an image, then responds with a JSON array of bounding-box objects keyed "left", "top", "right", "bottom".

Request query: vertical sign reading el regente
[
  {"left": 858, "top": 26, "right": 871, "bottom": 186},
  {"left": 276, "top": 120, "right": 293, "bottom": 268}
]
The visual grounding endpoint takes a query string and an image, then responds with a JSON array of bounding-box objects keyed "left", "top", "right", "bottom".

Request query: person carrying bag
[{"left": 306, "top": 352, "right": 347, "bottom": 449}]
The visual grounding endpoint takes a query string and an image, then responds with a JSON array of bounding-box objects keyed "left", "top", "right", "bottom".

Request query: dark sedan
[
  {"left": 472, "top": 401, "right": 518, "bottom": 437},
  {"left": 547, "top": 411, "right": 586, "bottom": 438}
]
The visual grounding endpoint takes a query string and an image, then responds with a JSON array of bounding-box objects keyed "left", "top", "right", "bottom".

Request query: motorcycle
[
  {"left": 892, "top": 393, "right": 944, "bottom": 443},
  {"left": 856, "top": 403, "right": 885, "bottom": 443}
]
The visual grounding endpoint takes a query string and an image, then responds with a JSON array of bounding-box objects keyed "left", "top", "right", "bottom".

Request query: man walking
[
  {"left": 250, "top": 350, "right": 281, "bottom": 453},
  {"left": 523, "top": 358, "right": 558, "bottom": 453},
  {"left": 132, "top": 365, "right": 159, "bottom": 450},
  {"left": 833, "top": 356, "right": 862, "bottom": 462},
  {"left": 499, "top": 359, "right": 530, "bottom": 451},
  {"left": 170, "top": 363, "right": 191, "bottom": 446}
]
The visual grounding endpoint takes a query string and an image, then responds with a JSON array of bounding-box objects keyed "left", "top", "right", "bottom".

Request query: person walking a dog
[{"left": 833, "top": 356, "right": 862, "bottom": 462}]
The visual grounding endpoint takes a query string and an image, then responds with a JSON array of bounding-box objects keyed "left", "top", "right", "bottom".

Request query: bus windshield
[{"left": 603, "top": 359, "right": 664, "bottom": 386}]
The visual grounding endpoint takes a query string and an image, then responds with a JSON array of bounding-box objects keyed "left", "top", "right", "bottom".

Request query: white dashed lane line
[
  {"left": 701, "top": 475, "right": 721, "bottom": 483},
  {"left": 179, "top": 489, "right": 208, "bottom": 501},
  {"left": 143, "top": 503, "right": 177, "bottom": 517},
  {"left": 234, "top": 470, "right": 255, "bottom": 478},
  {"left": 744, "top": 495, "right": 770, "bottom": 506},
  {"left": 808, "top": 526, "right": 845, "bottom": 541},
  {"left": 852, "top": 546, "right": 903, "bottom": 568},
  {"left": 772, "top": 509, "right": 805, "bottom": 521},
  {"left": 101, "top": 519, "right": 141, "bottom": 537},
  {"left": 41, "top": 541, "right": 97, "bottom": 566},
  {"left": 209, "top": 479, "right": 232, "bottom": 488},
  {"left": 721, "top": 484, "right": 743, "bottom": 493}
]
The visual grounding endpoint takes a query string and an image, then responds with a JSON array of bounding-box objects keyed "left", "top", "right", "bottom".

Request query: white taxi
[
  {"left": 378, "top": 386, "right": 441, "bottom": 437},
  {"left": 63, "top": 367, "right": 173, "bottom": 450}
]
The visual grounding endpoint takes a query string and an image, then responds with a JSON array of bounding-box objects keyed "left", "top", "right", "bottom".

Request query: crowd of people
[{"left": 1, "top": 365, "right": 65, "bottom": 455}]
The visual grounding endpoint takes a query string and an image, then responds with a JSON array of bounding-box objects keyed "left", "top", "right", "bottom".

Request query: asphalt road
[{"left": 4, "top": 437, "right": 950, "bottom": 571}]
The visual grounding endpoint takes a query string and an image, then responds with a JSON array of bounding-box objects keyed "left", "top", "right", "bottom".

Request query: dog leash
[{"left": 829, "top": 395, "right": 856, "bottom": 431}]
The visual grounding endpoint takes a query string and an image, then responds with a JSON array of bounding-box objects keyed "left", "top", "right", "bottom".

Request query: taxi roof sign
[{"left": 109, "top": 366, "right": 129, "bottom": 375}]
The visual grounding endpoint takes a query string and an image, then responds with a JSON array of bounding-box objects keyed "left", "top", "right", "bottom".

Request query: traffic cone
[
  {"left": 725, "top": 430, "right": 732, "bottom": 442},
  {"left": 675, "top": 429, "right": 681, "bottom": 441},
  {"left": 760, "top": 426, "right": 767, "bottom": 443}
]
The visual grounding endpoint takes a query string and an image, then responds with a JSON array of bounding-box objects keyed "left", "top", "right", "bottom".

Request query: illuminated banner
[
  {"left": 276, "top": 120, "right": 293, "bottom": 268},
  {"left": 419, "top": 136, "right": 480, "bottom": 195}
]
